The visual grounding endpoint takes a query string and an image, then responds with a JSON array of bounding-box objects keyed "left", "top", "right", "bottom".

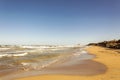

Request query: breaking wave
[{"left": 0, "top": 52, "right": 28, "bottom": 58}]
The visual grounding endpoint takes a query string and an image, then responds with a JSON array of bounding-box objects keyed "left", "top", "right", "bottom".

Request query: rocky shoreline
[{"left": 88, "top": 39, "right": 120, "bottom": 49}]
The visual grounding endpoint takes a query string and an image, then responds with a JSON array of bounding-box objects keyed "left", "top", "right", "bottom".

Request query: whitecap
[
  {"left": 81, "top": 51, "right": 87, "bottom": 54},
  {"left": 12, "top": 52, "right": 28, "bottom": 57},
  {"left": 0, "top": 52, "right": 28, "bottom": 58},
  {"left": 0, "top": 54, "right": 7, "bottom": 58}
]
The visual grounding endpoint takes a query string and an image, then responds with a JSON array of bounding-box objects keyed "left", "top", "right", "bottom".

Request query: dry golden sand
[{"left": 15, "top": 46, "right": 120, "bottom": 80}]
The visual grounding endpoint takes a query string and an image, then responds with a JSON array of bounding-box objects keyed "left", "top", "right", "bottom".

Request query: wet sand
[
  {"left": 44, "top": 60, "right": 107, "bottom": 75},
  {"left": 14, "top": 46, "right": 120, "bottom": 80}
]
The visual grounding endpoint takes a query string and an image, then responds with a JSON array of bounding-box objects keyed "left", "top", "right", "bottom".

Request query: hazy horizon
[{"left": 0, "top": 0, "right": 120, "bottom": 45}]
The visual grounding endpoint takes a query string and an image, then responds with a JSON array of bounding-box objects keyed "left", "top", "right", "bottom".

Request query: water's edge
[{"left": 0, "top": 46, "right": 107, "bottom": 80}]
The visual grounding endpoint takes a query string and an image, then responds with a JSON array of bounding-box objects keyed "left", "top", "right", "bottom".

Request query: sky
[{"left": 0, "top": 0, "right": 120, "bottom": 45}]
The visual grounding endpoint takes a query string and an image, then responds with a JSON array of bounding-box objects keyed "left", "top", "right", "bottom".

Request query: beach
[
  {"left": 14, "top": 46, "right": 120, "bottom": 80},
  {"left": 1, "top": 0, "right": 120, "bottom": 80},
  {"left": 0, "top": 46, "right": 97, "bottom": 80}
]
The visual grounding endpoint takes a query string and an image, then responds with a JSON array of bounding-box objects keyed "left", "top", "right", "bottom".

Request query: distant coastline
[{"left": 88, "top": 39, "right": 120, "bottom": 49}]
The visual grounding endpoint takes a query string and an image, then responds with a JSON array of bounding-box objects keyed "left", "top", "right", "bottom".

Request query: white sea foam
[
  {"left": 73, "top": 50, "right": 87, "bottom": 56},
  {"left": 0, "top": 54, "right": 8, "bottom": 58},
  {"left": 20, "top": 58, "right": 59, "bottom": 71},
  {"left": 81, "top": 51, "right": 87, "bottom": 54},
  {"left": 12, "top": 52, "right": 28, "bottom": 57},
  {"left": 0, "top": 48, "right": 10, "bottom": 51},
  {"left": 21, "top": 62, "right": 30, "bottom": 66},
  {"left": 0, "top": 52, "right": 28, "bottom": 58}
]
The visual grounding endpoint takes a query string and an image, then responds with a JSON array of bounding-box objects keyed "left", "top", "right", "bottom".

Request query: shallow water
[{"left": 0, "top": 46, "right": 97, "bottom": 80}]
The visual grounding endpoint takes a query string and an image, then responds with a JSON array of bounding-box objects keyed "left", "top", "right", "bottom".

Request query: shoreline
[
  {"left": 1, "top": 47, "right": 105, "bottom": 80},
  {"left": 15, "top": 46, "right": 120, "bottom": 80},
  {"left": 1, "top": 46, "right": 120, "bottom": 80},
  {"left": 43, "top": 60, "right": 107, "bottom": 75}
]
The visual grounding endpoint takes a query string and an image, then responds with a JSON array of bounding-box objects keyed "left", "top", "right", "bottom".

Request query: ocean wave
[
  {"left": 20, "top": 59, "right": 59, "bottom": 71},
  {"left": 0, "top": 48, "right": 10, "bottom": 51},
  {"left": 81, "top": 51, "right": 87, "bottom": 54},
  {"left": 0, "top": 52, "right": 28, "bottom": 58}
]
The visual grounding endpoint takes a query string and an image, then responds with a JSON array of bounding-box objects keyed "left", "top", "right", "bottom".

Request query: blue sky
[{"left": 0, "top": 0, "right": 120, "bottom": 45}]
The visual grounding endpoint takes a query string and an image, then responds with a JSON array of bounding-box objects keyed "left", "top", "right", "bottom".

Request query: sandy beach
[
  {"left": 0, "top": 0, "right": 120, "bottom": 80},
  {"left": 14, "top": 46, "right": 120, "bottom": 80}
]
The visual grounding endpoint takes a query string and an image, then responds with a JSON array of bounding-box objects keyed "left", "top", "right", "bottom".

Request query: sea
[{"left": 0, "top": 45, "right": 94, "bottom": 80}]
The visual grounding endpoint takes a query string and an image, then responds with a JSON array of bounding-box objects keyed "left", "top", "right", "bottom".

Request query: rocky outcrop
[{"left": 88, "top": 39, "right": 120, "bottom": 49}]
